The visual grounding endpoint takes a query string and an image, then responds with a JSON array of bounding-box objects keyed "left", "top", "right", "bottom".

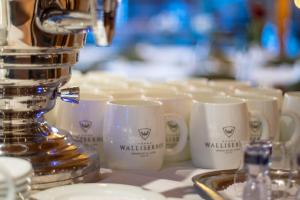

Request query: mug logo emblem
[
  {"left": 249, "top": 119, "right": 262, "bottom": 140},
  {"left": 223, "top": 126, "right": 235, "bottom": 138},
  {"left": 138, "top": 128, "right": 151, "bottom": 140},
  {"left": 167, "top": 120, "right": 179, "bottom": 133},
  {"left": 250, "top": 120, "right": 262, "bottom": 133},
  {"left": 79, "top": 120, "right": 93, "bottom": 132}
]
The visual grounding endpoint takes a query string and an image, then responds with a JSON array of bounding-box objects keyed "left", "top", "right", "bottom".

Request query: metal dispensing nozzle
[
  {"left": 35, "top": 0, "right": 117, "bottom": 46},
  {"left": 91, "top": 0, "right": 117, "bottom": 46},
  {"left": 58, "top": 87, "right": 80, "bottom": 104}
]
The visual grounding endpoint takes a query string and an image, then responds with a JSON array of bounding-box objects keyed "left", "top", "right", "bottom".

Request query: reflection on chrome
[{"left": 0, "top": 0, "right": 117, "bottom": 190}]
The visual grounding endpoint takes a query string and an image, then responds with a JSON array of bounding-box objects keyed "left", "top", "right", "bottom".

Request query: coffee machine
[{"left": 0, "top": 0, "right": 117, "bottom": 190}]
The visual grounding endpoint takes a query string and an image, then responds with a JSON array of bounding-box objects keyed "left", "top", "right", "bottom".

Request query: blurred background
[{"left": 76, "top": 0, "right": 300, "bottom": 91}]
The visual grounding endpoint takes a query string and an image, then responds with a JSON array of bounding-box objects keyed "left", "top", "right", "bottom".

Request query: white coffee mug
[
  {"left": 190, "top": 96, "right": 251, "bottom": 169},
  {"left": 143, "top": 93, "right": 191, "bottom": 162},
  {"left": 103, "top": 99, "right": 188, "bottom": 170},
  {"left": 282, "top": 92, "right": 300, "bottom": 116},
  {"left": 235, "top": 87, "right": 283, "bottom": 110},
  {"left": 230, "top": 94, "right": 276, "bottom": 141},
  {"left": 142, "top": 84, "right": 178, "bottom": 95},
  {"left": 233, "top": 92, "right": 300, "bottom": 150},
  {"left": 56, "top": 92, "right": 112, "bottom": 164},
  {"left": 281, "top": 92, "right": 300, "bottom": 149}
]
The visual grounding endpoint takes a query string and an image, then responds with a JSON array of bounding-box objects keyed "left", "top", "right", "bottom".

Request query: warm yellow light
[{"left": 295, "top": 0, "right": 300, "bottom": 9}]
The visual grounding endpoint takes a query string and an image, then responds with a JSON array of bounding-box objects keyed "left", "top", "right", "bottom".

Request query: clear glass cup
[{"left": 234, "top": 140, "right": 296, "bottom": 199}]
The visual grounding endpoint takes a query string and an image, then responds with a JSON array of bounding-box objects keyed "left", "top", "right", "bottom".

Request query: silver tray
[{"left": 192, "top": 169, "right": 299, "bottom": 200}]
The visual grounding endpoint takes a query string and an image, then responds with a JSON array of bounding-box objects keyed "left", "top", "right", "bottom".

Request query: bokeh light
[{"left": 295, "top": 0, "right": 300, "bottom": 9}]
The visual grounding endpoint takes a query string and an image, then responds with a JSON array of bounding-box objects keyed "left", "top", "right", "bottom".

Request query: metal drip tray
[
  {"left": 0, "top": 128, "right": 100, "bottom": 190},
  {"left": 192, "top": 169, "right": 300, "bottom": 200}
]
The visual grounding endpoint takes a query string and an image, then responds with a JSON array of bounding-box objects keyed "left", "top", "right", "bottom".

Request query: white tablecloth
[{"left": 100, "top": 161, "right": 212, "bottom": 200}]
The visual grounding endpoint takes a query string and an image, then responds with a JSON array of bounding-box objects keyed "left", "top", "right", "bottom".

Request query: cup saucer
[
  {"left": 31, "top": 183, "right": 166, "bottom": 200},
  {"left": 0, "top": 157, "right": 32, "bottom": 183}
]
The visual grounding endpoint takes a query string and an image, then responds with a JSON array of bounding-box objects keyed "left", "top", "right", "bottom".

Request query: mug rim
[
  {"left": 192, "top": 96, "right": 245, "bottom": 105},
  {"left": 107, "top": 99, "right": 162, "bottom": 107},
  {"left": 80, "top": 92, "right": 112, "bottom": 101},
  {"left": 143, "top": 92, "right": 190, "bottom": 101},
  {"left": 189, "top": 92, "right": 224, "bottom": 99},
  {"left": 284, "top": 91, "right": 300, "bottom": 98},
  {"left": 208, "top": 79, "right": 251, "bottom": 86},
  {"left": 230, "top": 93, "right": 276, "bottom": 103},
  {"left": 236, "top": 87, "right": 282, "bottom": 95},
  {"left": 142, "top": 88, "right": 178, "bottom": 94}
]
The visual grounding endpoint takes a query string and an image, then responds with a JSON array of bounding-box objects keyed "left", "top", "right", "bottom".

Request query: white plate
[
  {"left": 0, "top": 182, "right": 30, "bottom": 193},
  {"left": 0, "top": 177, "right": 31, "bottom": 189},
  {"left": 31, "top": 183, "right": 167, "bottom": 200},
  {"left": 0, "top": 157, "right": 32, "bottom": 182}
]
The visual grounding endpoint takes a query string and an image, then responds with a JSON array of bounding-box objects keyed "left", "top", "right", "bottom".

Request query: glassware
[
  {"left": 256, "top": 142, "right": 272, "bottom": 200},
  {"left": 242, "top": 144, "right": 270, "bottom": 200},
  {"left": 236, "top": 140, "right": 286, "bottom": 199}
]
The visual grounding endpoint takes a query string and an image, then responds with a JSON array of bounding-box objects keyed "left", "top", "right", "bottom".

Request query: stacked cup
[{"left": 0, "top": 157, "right": 33, "bottom": 200}]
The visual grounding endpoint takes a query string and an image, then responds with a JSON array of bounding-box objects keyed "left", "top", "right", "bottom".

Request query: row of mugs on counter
[{"left": 46, "top": 75, "right": 300, "bottom": 170}]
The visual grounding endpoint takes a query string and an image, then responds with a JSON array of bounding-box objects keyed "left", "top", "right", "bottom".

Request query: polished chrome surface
[
  {"left": 6, "top": 0, "right": 116, "bottom": 49},
  {"left": 0, "top": 50, "right": 78, "bottom": 68},
  {"left": 58, "top": 87, "right": 80, "bottom": 104},
  {"left": 0, "top": 0, "right": 118, "bottom": 189},
  {"left": 93, "top": 0, "right": 117, "bottom": 46}
]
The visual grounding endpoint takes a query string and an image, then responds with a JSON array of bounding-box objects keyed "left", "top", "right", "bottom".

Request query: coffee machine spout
[{"left": 35, "top": 0, "right": 117, "bottom": 46}]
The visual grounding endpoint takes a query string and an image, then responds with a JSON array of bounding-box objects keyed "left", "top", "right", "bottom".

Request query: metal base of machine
[{"left": 0, "top": 125, "right": 100, "bottom": 190}]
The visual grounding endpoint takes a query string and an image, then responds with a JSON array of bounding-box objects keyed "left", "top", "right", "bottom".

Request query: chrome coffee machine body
[{"left": 0, "top": 0, "right": 117, "bottom": 189}]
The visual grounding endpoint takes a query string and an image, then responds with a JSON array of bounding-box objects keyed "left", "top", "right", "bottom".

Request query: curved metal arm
[
  {"left": 35, "top": 0, "right": 117, "bottom": 46},
  {"left": 58, "top": 87, "right": 80, "bottom": 104}
]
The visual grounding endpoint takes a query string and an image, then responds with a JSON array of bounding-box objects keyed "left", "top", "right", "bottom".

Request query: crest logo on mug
[
  {"left": 249, "top": 119, "right": 262, "bottom": 140},
  {"left": 138, "top": 128, "right": 151, "bottom": 140},
  {"left": 79, "top": 120, "right": 93, "bottom": 132},
  {"left": 222, "top": 126, "right": 235, "bottom": 138},
  {"left": 167, "top": 121, "right": 179, "bottom": 133},
  {"left": 250, "top": 120, "right": 262, "bottom": 133}
]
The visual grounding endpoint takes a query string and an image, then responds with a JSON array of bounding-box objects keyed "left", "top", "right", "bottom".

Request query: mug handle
[
  {"left": 164, "top": 113, "right": 188, "bottom": 157},
  {"left": 280, "top": 111, "right": 300, "bottom": 151},
  {"left": 248, "top": 110, "right": 270, "bottom": 141}
]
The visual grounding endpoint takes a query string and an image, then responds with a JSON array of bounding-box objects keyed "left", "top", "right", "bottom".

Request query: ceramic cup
[
  {"left": 282, "top": 92, "right": 300, "bottom": 116},
  {"left": 99, "top": 88, "right": 143, "bottom": 99},
  {"left": 232, "top": 92, "right": 300, "bottom": 151},
  {"left": 230, "top": 94, "right": 277, "bottom": 141},
  {"left": 190, "top": 96, "right": 253, "bottom": 169},
  {"left": 281, "top": 92, "right": 300, "bottom": 149},
  {"left": 143, "top": 93, "right": 191, "bottom": 162},
  {"left": 235, "top": 87, "right": 283, "bottom": 110},
  {"left": 142, "top": 83, "right": 178, "bottom": 95},
  {"left": 103, "top": 99, "right": 188, "bottom": 170},
  {"left": 56, "top": 92, "right": 112, "bottom": 164}
]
